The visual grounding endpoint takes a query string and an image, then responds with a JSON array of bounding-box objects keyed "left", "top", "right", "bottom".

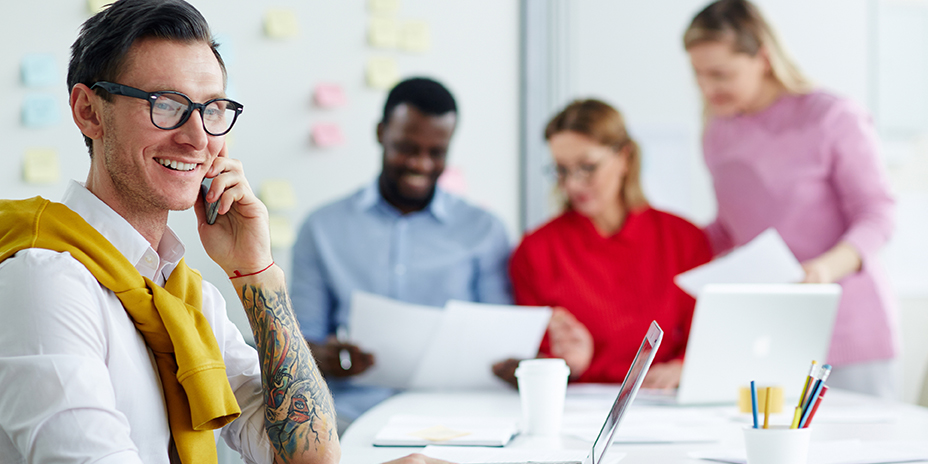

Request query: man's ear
[
  {"left": 376, "top": 121, "right": 385, "bottom": 146},
  {"left": 70, "top": 83, "right": 104, "bottom": 141}
]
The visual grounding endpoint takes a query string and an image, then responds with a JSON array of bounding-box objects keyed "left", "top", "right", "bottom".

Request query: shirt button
[
  {"left": 395, "top": 264, "right": 406, "bottom": 275},
  {"left": 144, "top": 254, "right": 155, "bottom": 265}
]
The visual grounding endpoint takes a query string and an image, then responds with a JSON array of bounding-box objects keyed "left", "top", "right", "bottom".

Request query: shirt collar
[
  {"left": 354, "top": 178, "right": 450, "bottom": 223},
  {"left": 60, "top": 180, "right": 186, "bottom": 284}
]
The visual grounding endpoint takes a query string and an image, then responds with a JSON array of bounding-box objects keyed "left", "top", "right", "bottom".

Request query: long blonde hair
[
  {"left": 684, "top": 0, "right": 812, "bottom": 96},
  {"left": 545, "top": 99, "right": 648, "bottom": 212}
]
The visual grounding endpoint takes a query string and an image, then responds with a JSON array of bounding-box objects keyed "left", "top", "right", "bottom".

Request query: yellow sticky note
[
  {"left": 408, "top": 425, "right": 471, "bottom": 442},
  {"left": 369, "top": 17, "right": 398, "bottom": 49},
  {"left": 264, "top": 9, "right": 299, "bottom": 39},
  {"left": 400, "top": 20, "right": 431, "bottom": 53},
  {"left": 368, "top": 0, "right": 399, "bottom": 14},
  {"left": 87, "top": 0, "right": 110, "bottom": 13},
  {"left": 268, "top": 215, "right": 295, "bottom": 249},
  {"left": 260, "top": 180, "right": 296, "bottom": 211},
  {"left": 23, "top": 148, "right": 60, "bottom": 184},
  {"left": 367, "top": 56, "right": 399, "bottom": 90}
]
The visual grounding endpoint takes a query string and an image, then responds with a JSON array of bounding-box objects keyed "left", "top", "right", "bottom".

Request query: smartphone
[{"left": 200, "top": 177, "right": 220, "bottom": 225}]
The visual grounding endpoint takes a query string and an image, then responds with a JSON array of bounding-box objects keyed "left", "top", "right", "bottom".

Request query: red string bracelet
[{"left": 229, "top": 261, "right": 275, "bottom": 280}]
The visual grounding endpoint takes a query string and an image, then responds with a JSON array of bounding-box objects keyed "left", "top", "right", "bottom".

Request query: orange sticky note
[
  {"left": 314, "top": 83, "right": 347, "bottom": 108},
  {"left": 311, "top": 123, "right": 345, "bottom": 148}
]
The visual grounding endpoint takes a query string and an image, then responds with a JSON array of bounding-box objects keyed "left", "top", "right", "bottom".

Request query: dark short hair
[
  {"left": 381, "top": 77, "right": 457, "bottom": 125},
  {"left": 68, "top": 0, "right": 225, "bottom": 157}
]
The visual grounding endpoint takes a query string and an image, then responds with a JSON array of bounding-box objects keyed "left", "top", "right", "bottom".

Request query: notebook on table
[
  {"left": 638, "top": 284, "right": 841, "bottom": 405},
  {"left": 420, "top": 320, "right": 664, "bottom": 464}
]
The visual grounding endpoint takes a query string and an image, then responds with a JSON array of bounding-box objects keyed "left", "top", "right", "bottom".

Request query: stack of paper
[
  {"left": 373, "top": 415, "right": 518, "bottom": 447},
  {"left": 349, "top": 292, "right": 552, "bottom": 390}
]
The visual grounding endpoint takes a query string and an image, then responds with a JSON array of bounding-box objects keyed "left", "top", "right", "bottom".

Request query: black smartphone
[{"left": 200, "top": 177, "right": 220, "bottom": 225}]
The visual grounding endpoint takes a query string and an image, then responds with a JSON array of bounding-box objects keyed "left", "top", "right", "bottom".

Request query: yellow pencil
[
  {"left": 790, "top": 406, "right": 802, "bottom": 429},
  {"left": 763, "top": 387, "right": 771, "bottom": 429},
  {"left": 798, "top": 361, "right": 818, "bottom": 408}
]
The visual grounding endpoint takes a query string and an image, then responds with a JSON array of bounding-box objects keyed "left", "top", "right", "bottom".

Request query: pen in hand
[{"left": 336, "top": 325, "right": 352, "bottom": 371}]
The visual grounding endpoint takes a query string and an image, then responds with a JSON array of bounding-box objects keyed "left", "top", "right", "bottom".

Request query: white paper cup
[
  {"left": 742, "top": 426, "right": 811, "bottom": 464},
  {"left": 515, "top": 358, "right": 570, "bottom": 436}
]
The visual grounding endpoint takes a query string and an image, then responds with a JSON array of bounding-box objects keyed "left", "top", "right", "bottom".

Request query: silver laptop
[{"left": 640, "top": 284, "right": 840, "bottom": 405}]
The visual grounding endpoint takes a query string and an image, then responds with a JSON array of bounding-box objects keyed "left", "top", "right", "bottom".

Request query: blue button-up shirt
[{"left": 290, "top": 179, "right": 513, "bottom": 343}]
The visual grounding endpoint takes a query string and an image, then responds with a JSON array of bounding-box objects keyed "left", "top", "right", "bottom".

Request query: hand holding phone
[{"left": 200, "top": 177, "right": 220, "bottom": 225}]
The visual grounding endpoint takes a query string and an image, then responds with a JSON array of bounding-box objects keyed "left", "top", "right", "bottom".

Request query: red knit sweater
[{"left": 510, "top": 208, "right": 712, "bottom": 383}]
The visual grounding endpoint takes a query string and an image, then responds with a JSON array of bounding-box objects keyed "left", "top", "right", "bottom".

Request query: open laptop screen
[{"left": 589, "top": 321, "right": 663, "bottom": 464}]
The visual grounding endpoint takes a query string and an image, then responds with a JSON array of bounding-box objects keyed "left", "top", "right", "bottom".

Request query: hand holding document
[
  {"left": 675, "top": 228, "right": 805, "bottom": 297},
  {"left": 348, "top": 292, "right": 552, "bottom": 390}
]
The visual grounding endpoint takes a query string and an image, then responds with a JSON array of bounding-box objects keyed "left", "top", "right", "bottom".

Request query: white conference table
[{"left": 339, "top": 385, "right": 928, "bottom": 464}]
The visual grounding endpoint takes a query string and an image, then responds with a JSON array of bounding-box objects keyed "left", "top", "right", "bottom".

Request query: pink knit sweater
[{"left": 703, "top": 90, "right": 898, "bottom": 366}]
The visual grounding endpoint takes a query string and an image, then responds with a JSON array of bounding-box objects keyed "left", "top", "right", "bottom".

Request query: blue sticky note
[
  {"left": 21, "top": 54, "right": 58, "bottom": 88},
  {"left": 22, "top": 94, "right": 60, "bottom": 128}
]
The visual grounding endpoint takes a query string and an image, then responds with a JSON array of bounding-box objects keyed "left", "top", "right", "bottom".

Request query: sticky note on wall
[
  {"left": 269, "top": 215, "right": 295, "bottom": 249},
  {"left": 313, "top": 83, "right": 347, "bottom": 108},
  {"left": 369, "top": 17, "right": 398, "bottom": 49},
  {"left": 265, "top": 9, "right": 299, "bottom": 39},
  {"left": 23, "top": 148, "right": 60, "bottom": 184},
  {"left": 366, "top": 57, "right": 399, "bottom": 90},
  {"left": 400, "top": 21, "right": 431, "bottom": 53},
  {"left": 311, "top": 123, "right": 346, "bottom": 148},
  {"left": 87, "top": 0, "right": 109, "bottom": 13},
  {"left": 21, "top": 54, "right": 57, "bottom": 87},
  {"left": 368, "top": 0, "right": 399, "bottom": 14},
  {"left": 260, "top": 180, "right": 296, "bottom": 211},
  {"left": 22, "top": 94, "right": 60, "bottom": 128}
]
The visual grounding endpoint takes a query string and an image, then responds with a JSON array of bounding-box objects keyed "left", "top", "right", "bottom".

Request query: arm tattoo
[{"left": 239, "top": 282, "right": 337, "bottom": 463}]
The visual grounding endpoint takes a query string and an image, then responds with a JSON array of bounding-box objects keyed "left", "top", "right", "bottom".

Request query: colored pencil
[
  {"left": 763, "top": 386, "right": 771, "bottom": 429},
  {"left": 751, "top": 380, "right": 759, "bottom": 429},
  {"left": 803, "top": 386, "right": 829, "bottom": 428}
]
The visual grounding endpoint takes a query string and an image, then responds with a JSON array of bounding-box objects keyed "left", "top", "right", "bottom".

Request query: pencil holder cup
[
  {"left": 742, "top": 426, "right": 811, "bottom": 464},
  {"left": 738, "top": 385, "right": 783, "bottom": 414}
]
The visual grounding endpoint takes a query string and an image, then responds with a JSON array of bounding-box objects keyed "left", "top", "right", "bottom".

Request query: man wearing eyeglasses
[
  {"left": 289, "top": 78, "right": 513, "bottom": 429},
  {"left": 0, "top": 2, "right": 450, "bottom": 464}
]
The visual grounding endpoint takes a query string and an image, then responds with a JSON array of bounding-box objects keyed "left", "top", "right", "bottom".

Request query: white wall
[
  {"left": 2, "top": 0, "right": 521, "bottom": 344},
  {"left": 568, "top": 0, "right": 927, "bottom": 403}
]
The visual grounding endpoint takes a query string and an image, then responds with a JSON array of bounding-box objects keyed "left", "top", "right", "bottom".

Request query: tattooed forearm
[{"left": 239, "top": 280, "right": 339, "bottom": 464}]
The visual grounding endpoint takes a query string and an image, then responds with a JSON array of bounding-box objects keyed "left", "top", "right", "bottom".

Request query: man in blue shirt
[{"left": 290, "top": 77, "right": 513, "bottom": 427}]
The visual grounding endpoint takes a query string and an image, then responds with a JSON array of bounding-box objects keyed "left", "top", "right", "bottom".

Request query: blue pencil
[{"left": 751, "top": 380, "right": 759, "bottom": 428}]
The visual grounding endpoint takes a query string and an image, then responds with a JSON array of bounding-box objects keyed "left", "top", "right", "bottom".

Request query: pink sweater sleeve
[
  {"left": 703, "top": 218, "right": 734, "bottom": 257},
  {"left": 827, "top": 100, "right": 895, "bottom": 263}
]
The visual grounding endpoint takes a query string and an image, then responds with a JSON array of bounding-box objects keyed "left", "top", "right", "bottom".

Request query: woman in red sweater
[{"left": 501, "top": 100, "right": 711, "bottom": 388}]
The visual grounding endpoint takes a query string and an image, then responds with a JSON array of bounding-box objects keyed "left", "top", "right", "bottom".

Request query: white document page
[
  {"left": 348, "top": 292, "right": 443, "bottom": 389},
  {"left": 373, "top": 415, "right": 519, "bottom": 447},
  {"left": 410, "top": 301, "right": 552, "bottom": 390},
  {"left": 674, "top": 228, "right": 805, "bottom": 297},
  {"left": 421, "top": 446, "right": 628, "bottom": 464},
  {"left": 689, "top": 439, "right": 928, "bottom": 464}
]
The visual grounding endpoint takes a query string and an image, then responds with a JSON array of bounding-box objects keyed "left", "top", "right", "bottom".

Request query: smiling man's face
[
  {"left": 377, "top": 103, "right": 456, "bottom": 214},
  {"left": 90, "top": 37, "right": 226, "bottom": 217}
]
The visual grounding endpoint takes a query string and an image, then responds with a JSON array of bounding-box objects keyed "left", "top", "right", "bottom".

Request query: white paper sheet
[
  {"left": 422, "top": 445, "right": 628, "bottom": 464},
  {"left": 689, "top": 439, "right": 928, "bottom": 464},
  {"left": 373, "top": 415, "right": 519, "bottom": 447},
  {"left": 675, "top": 228, "right": 805, "bottom": 297},
  {"left": 348, "top": 292, "right": 443, "bottom": 389},
  {"left": 410, "top": 301, "right": 552, "bottom": 390}
]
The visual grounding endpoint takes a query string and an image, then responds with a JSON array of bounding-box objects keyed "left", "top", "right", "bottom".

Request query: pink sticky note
[
  {"left": 438, "top": 166, "right": 468, "bottom": 195},
  {"left": 311, "top": 122, "right": 345, "bottom": 148},
  {"left": 314, "top": 83, "right": 347, "bottom": 108}
]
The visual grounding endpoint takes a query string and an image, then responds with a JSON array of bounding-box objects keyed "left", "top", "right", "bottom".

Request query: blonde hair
[
  {"left": 684, "top": 0, "right": 812, "bottom": 95},
  {"left": 544, "top": 99, "right": 648, "bottom": 211}
]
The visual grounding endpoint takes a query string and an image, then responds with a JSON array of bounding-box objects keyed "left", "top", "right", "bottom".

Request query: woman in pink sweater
[{"left": 684, "top": 0, "right": 898, "bottom": 397}]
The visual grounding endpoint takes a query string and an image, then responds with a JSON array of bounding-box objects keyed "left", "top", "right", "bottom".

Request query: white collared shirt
[{"left": 0, "top": 181, "right": 273, "bottom": 464}]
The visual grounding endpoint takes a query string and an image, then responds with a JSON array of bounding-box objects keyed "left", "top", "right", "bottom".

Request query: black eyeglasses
[{"left": 91, "top": 81, "right": 244, "bottom": 136}]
